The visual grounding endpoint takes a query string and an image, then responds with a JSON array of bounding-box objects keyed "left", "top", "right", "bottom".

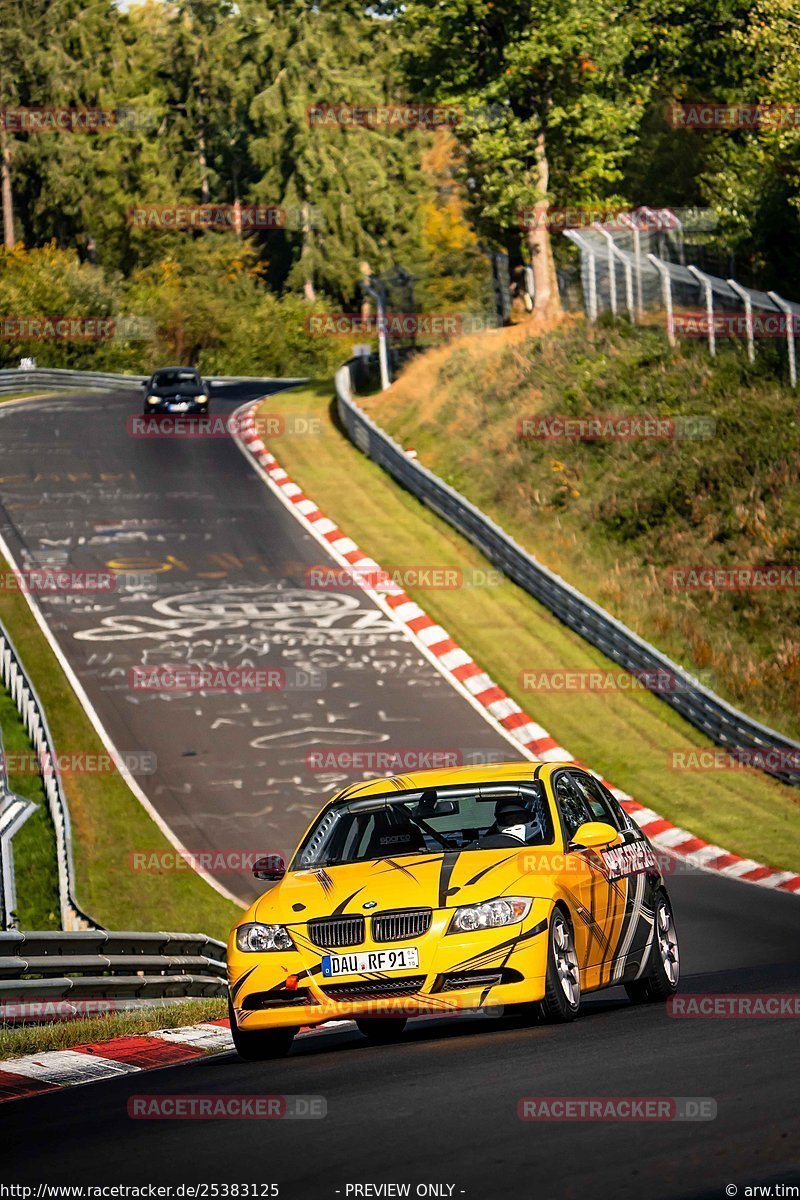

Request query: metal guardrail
[
  {"left": 0, "top": 930, "right": 226, "bottom": 1000},
  {"left": 0, "top": 726, "right": 37, "bottom": 931},
  {"left": 0, "top": 368, "right": 147, "bottom": 394},
  {"left": 0, "top": 618, "right": 96, "bottom": 930},
  {"left": 335, "top": 358, "right": 800, "bottom": 787}
]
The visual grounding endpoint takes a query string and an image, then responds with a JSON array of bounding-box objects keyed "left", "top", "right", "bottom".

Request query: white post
[
  {"left": 727, "top": 279, "right": 755, "bottom": 364},
  {"left": 768, "top": 291, "right": 798, "bottom": 387},
  {"left": 648, "top": 254, "right": 676, "bottom": 348},
  {"left": 689, "top": 266, "right": 716, "bottom": 358},
  {"left": 570, "top": 233, "right": 598, "bottom": 322}
]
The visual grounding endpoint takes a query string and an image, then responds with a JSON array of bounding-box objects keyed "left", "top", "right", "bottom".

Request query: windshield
[
  {"left": 152, "top": 369, "right": 200, "bottom": 389},
  {"left": 291, "top": 781, "right": 554, "bottom": 869}
]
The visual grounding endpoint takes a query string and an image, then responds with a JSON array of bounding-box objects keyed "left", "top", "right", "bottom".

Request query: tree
[{"left": 390, "top": 0, "right": 656, "bottom": 318}]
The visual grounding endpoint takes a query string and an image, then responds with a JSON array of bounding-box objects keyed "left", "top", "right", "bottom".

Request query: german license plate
[{"left": 321, "top": 945, "right": 419, "bottom": 977}]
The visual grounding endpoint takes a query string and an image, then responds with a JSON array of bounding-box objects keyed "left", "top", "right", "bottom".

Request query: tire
[
  {"left": 228, "top": 997, "right": 296, "bottom": 1061},
  {"left": 538, "top": 907, "right": 581, "bottom": 1023},
  {"left": 625, "top": 891, "right": 680, "bottom": 1004},
  {"left": 356, "top": 1017, "right": 408, "bottom": 1043}
]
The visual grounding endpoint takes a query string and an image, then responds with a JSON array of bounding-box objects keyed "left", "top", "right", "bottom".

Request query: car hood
[{"left": 252, "top": 848, "right": 556, "bottom": 924}]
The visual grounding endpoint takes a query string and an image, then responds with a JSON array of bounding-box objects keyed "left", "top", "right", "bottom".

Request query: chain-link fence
[{"left": 563, "top": 209, "right": 800, "bottom": 385}]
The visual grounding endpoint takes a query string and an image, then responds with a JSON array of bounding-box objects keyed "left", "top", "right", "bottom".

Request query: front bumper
[
  {"left": 146, "top": 399, "right": 208, "bottom": 414},
  {"left": 228, "top": 904, "right": 551, "bottom": 1030}
]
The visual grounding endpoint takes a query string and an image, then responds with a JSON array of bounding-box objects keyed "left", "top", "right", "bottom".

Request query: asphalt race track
[
  {"left": 2, "top": 869, "right": 798, "bottom": 1197},
  {"left": 0, "top": 388, "right": 515, "bottom": 902},
  {"left": 0, "top": 389, "right": 798, "bottom": 1198}
]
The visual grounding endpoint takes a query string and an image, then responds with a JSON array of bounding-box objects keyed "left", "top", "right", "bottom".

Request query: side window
[
  {"left": 554, "top": 772, "right": 592, "bottom": 840},
  {"left": 571, "top": 772, "right": 621, "bottom": 828}
]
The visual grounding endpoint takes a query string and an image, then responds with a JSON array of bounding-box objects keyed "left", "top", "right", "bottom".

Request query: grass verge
[
  {"left": 0, "top": 997, "right": 227, "bottom": 1061},
  {"left": 363, "top": 320, "right": 800, "bottom": 743},
  {"left": 256, "top": 380, "right": 799, "bottom": 873},
  {"left": 0, "top": 566, "right": 241, "bottom": 936}
]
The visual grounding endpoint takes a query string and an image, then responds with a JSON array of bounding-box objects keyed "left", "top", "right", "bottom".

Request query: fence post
[
  {"left": 689, "top": 266, "right": 716, "bottom": 358},
  {"left": 767, "top": 292, "right": 798, "bottom": 387},
  {"left": 727, "top": 279, "right": 755, "bottom": 364},
  {"left": 568, "top": 232, "right": 598, "bottom": 322},
  {"left": 593, "top": 227, "right": 634, "bottom": 321},
  {"left": 648, "top": 254, "right": 676, "bottom": 348}
]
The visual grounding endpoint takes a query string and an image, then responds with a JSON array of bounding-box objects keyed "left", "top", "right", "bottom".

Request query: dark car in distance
[{"left": 143, "top": 366, "right": 210, "bottom": 415}]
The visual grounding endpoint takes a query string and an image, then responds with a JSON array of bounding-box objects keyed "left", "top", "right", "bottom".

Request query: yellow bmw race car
[{"left": 227, "top": 761, "right": 680, "bottom": 1059}]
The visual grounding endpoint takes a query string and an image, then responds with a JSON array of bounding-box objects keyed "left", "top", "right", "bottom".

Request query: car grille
[
  {"left": 321, "top": 975, "right": 426, "bottom": 1002},
  {"left": 241, "top": 989, "right": 314, "bottom": 1009},
  {"left": 371, "top": 909, "right": 431, "bottom": 943},
  {"left": 307, "top": 916, "right": 365, "bottom": 948},
  {"left": 436, "top": 968, "right": 523, "bottom": 992}
]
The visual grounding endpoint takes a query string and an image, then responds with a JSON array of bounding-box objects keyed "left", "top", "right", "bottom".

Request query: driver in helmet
[{"left": 479, "top": 798, "right": 544, "bottom": 848}]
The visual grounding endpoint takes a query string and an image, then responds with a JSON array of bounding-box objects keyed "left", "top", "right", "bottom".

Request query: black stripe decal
[{"left": 438, "top": 850, "right": 461, "bottom": 907}]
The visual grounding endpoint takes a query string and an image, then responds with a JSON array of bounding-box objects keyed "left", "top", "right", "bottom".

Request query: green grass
[
  {"left": 367, "top": 319, "right": 800, "bottom": 743},
  {"left": 0, "top": 569, "right": 241, "bottom": 937},
  {"left": 0, "top": 688, "right": 61, "bottom": 930},
  {"left": 256, "top": 379, "right": 800, "bottom": 874},
  {"left": 0, "top": 997, "right": 227, "bottom": 1061}
]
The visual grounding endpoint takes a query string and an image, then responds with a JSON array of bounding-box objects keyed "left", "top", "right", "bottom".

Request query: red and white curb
[
  {"left": 232, "top": 403, "right": 800, "bottom": 898},
  {"left": 0, "top": 1019, "right": 354, "bottom": 1104}
]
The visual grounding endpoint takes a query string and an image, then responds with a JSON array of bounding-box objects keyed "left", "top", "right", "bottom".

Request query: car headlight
[
  {"left": 195, "top": 394, "right": 209, "bottom": 403},
  {"left": 448, "top": 896, "right": 532, "bottom": 933},
  {"left": 146, "top": 395, "right": 159, "bottom": 404},
  {"left": 236, "top": 922, "right": 294, "bottom": 952}
]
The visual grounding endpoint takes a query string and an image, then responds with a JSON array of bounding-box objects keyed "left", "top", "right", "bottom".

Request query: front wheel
[
  {"left": 539, "top": 908, "right": 581, "bottom": 1023},
  {"left": 625, "top": 892, "right": 680, "bottom": 1004},
  {"left": 356, "top": 1017, "right": 408, "bottom": 1043},
  {"left": 228, "top": 998, "right": 296, "bottom": 1061}
]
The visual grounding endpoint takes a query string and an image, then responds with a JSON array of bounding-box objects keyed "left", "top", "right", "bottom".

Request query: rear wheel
[
  {"left": 539, "top": 908, "right": 581, "bottom": 1023},
  {"left": 228, "top": 997, "right": 296, "bottom": 1061},
  {"left": 356, "top": 1017, "right": 408, "bottom": 1043},
  {"left": 625, "top": 892, "right": 680, "bottom": 1004}
]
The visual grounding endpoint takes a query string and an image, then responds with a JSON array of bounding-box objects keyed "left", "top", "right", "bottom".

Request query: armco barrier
[
  {"left": 0, "top": 618, "right": 96, "bottom": 931},
  {"left": 0, "top": 368, "right": 146, "bottom": 394},
  {"left": 0, "top": 930, "right": 226, "bottom": 1001},
  {"left": 334, "top": 359, "right": 800, "bottom": 788}
]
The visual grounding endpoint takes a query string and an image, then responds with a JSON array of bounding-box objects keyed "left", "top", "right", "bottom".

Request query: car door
[
  {"left": 569, "top": 770, "right": 656, "bottom": 983},
  {"left": 551, "top": 770, "right": 612, "bottom": 976}
]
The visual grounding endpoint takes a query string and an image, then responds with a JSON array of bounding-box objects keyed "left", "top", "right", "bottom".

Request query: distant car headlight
[
  {"left": 448, "top": 896, "right": 532, "bottom": 933},
  {"left": 195, "top": 394, "right": 209, "bottom": 403},
  {"left": 236, "top": 922, "right": 294, "bottom": 952},
  {"left": 146, "top": 395, "right": 159, "bottom": 405}
]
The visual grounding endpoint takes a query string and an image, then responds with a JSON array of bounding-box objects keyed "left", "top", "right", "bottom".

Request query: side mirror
[
  {"left": 253, "top": 854, "right": 286, "bottom": 881},
  {"left": 570, "top": 821, "right": 621, "bottom": 850}
]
